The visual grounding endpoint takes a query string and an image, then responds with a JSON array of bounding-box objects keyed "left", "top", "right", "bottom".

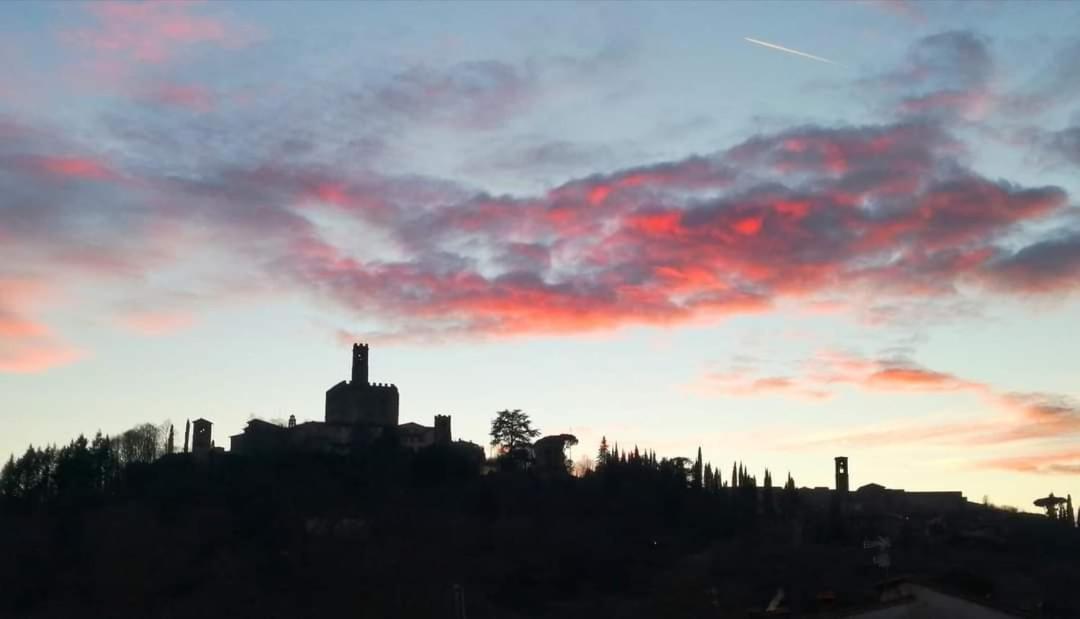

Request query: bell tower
[
  {"left": 351, "top": 343, "right": 369, "bottom": 385},
  {"left": 835, "top": 456, "right": 849, "bottom": 493}
]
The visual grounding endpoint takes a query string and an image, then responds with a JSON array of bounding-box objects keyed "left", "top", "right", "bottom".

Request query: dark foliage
[{"left": 2, "top": 427, "right": 1079, "bottom": 618}]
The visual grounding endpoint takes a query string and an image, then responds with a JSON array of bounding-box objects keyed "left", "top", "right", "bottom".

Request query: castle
[{"left": 229, "top": 343, "right": 464, "bottom": 455}]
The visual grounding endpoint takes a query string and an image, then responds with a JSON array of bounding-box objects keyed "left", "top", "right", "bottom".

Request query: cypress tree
[
  {"left": 763, "top": 468, "right": 775, "bottom": 517},
  {"left": 692, "top": 447, "right": 704, "bottom": 490}
]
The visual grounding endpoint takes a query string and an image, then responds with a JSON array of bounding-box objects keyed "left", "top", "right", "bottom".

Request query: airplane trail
[{"left": 744, "top": 37, "right": 837, "bottom": 65}]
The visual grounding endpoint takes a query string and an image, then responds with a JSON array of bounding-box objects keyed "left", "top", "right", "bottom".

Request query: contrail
[{"left": 744, "top": 37, "right": 836, "bottom": 65}]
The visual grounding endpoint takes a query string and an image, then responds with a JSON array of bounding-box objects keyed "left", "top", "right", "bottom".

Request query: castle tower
[
  {"left": 192, "top": 418, "right": 213, "bottom": 453},
  {"left": 434, "top": 414, "right": 451, "bottom": 445},
  {"left": 835, "top": 456, "right": 849, "bottom": 493},
  {"left": 351, "top": 343, "right": 369, "bottom": 385}
]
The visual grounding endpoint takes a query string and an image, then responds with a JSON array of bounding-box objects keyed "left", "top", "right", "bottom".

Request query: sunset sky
[{"left": 2, "top": 1, "right": 1079, "bottom": 510}]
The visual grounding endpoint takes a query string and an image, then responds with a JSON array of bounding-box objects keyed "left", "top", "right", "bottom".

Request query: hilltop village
[
  {"left": 3, "top": 343, "right": 1079, "bottom": 618},
  {"left": 182, "top": 343, "right": 972, "bottom": 519}
]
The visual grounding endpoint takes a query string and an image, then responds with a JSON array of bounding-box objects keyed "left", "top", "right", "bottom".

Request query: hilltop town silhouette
[{"left": 2, "top": 343, "right": 1079, "bottom": 618}]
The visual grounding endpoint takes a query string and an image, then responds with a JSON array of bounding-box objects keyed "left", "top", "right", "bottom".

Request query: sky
[{"left": 2, "top": 0, "right": 1079, "bottom": 511}]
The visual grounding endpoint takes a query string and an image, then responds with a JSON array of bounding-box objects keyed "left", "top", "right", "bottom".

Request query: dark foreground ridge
[{"left": 2, "top": 345, "right": 1078, "bottom": 618}]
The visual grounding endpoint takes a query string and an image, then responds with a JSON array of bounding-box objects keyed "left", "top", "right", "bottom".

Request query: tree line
[{"left": 0, "top": 421, "right": 178, "bottom": 507}]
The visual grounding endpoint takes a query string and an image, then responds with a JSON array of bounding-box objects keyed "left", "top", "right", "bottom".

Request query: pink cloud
[
  {"left": 723, "top": 350, "right": 1080, "bottom": 453},
  {"left": 141, "top": 83, "right": 215, "bottom": 112},
  {"left": 0, "top": 342, "right": 84, "bottom": 374},
  {"left": 67, "top": 0, "right": 232, "bottom": 65},
  {"left": 689, "top": 370, "right": 832, "bottom": 401},
  {"left": 973, "top": 449, "right": 1080, "bottom": 475},
  {"left": 864, "top": 367, "right": 981, "bottom": 392},
  {"left": 58, "top": 0, "right": 259, "bottom": 93},
  {"left": 864, "top": 0, "right": 927, "bottom": 24},
  {"left": 899, "top": 89, "right": 994, "bottom": 121},
  {"left": 115, "top": 310, "right": 195, "bottom": 336},
  {"left": 0, "top": 279, "right": 83, "bottom": 374},
  {"left": 244, "top": 121, "right": 1072, "bottom": 340},
  {"left": 35, "top": 156, "right": 116, "bottom": 180}
]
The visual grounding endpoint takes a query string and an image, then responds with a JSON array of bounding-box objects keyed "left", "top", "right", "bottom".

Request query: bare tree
[{"left": 118, "top": 423, "right": 161, "bottom": 464}]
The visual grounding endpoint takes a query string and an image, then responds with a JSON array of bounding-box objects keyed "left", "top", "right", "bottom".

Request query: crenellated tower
[
  {"left": 434, "top": 414, "right": 452, "bottom": 445},
  {"left": 327, "top": 343, "right": 399, "bottom": 428},
  {"left": 351, "top": 343, "right": 369, "bottom": 385}
]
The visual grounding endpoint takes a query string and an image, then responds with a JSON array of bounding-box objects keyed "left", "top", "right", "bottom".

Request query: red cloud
[
  {"left": 3, "top": 110, "right": 1075, "bottom": 346},
  {"left": 272, "top": 119, "right": 1069, "bottom": 339},
  {"left": 35, "top": 156, "right": 116, "bottom": 180}
]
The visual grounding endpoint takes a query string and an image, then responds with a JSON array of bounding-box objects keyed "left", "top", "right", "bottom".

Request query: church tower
[
  {"left": 351, "top": 343, "right": 369, "bottom": 385},
  {"left": 835, "top": 456, "right": 849, "bottom": 493}
]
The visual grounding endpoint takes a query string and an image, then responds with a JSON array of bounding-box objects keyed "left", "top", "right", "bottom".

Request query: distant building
[
  {"left": 850, "top": 482, "right": 966, "bottom": 516},
  {"left": 795, "top": 457, "right": 966, "bottom": 517},
  {"left": 325, "top": 343, "right": 400, "bottom": 428},
  {"left": 229, "top": 344, "right": 474, "bottom": 456},
  {"left": 836, "top": 456, "right": 850, "bottom": 494},
  {"left": 192, "top": 418, "right": 213, "bottom": 453},
  {"left": 399, "top": 415, "right": 452, "bottom": 451}
]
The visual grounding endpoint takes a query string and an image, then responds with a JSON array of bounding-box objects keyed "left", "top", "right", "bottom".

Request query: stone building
[
  {"left": 192, "top": 418, "right": 214, "bottom": 453},
  {"left": 230, "top": 344, "right": 465, "bottom": 455},
  {"left": 398, "top": 415, "right": 452, "bottom": 451},
  {"left": 796, "top": 457, "right": 967, "bottom": 516},
  {"left": 325, "top": 343, "right": 399, "bottom": 427}
]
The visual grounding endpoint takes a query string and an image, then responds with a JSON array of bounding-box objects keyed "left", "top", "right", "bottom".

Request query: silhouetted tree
[
  {"left": 0, "top": 455, "right": 16, "bottom": 502},
  {"left": 54, "top": 434, "right": 96, "bottom": 499},
  {"left": 597, "top": 436, "right": 609, "bottom": 468},
  {"left": 666, "top": 457, "right": 692, "bottom": 488},
  {"left": 166, "top": 424, "right": 175, "bottom": 455},
  {"left": 731, "top": 462, "right": 737, "bottom": 488},
  {"left": 781, "top": 472, "right": 799, "bottom": 517},
  {"left": 184, "top": 418, "right": 190, "bottom": 453},
  {"left": 489, "top": 409, "right": 538, "bottom": 453},
  {"left": 534, "top": 434, "right": 578, "bottom": 477},
  {"left": 90, "top": 431, "right": 119, "bottom": 492},
  {"left": 692, "top": 447, "right": 703, "bottom": 490},
  {"left": 763, "top": 468, "right": 775, "bottom": 518},
  {"left": 490, "top": 409, "right": 540, "bottom": 471}
]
